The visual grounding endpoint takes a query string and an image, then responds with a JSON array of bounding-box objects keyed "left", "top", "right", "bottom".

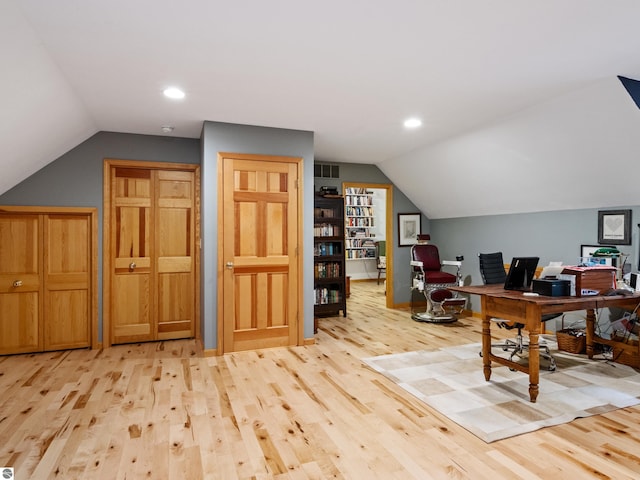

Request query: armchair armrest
[
  {"left": 441, "top": 259, "right": 464, "bottom": 286},
  {"left": 441, "top": 260, "right": 462, "bottom": 267}
]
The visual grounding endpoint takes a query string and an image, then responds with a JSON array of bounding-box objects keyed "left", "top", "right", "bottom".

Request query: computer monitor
[{"left": 504, "top": 256, "right": 539, "bottom": 291}]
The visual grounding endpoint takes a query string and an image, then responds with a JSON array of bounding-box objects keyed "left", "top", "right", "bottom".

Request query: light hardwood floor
[{"left": 1, "top": 281, "right": 639, "bottom": 479}]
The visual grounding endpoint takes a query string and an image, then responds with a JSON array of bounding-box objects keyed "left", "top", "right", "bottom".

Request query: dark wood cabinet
[{"left": 314, "top": 194, "right": 347, "bottom": 324}]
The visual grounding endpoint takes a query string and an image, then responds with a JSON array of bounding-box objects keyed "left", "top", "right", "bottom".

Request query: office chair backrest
[
  {"left": 478, "top": 252, "right": 507, "bottom": 285},
  {"left": 412, "top": 243, "right": 442, "bottom": 271}
]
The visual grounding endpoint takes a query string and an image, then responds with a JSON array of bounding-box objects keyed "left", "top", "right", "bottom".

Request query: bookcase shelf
[
  {"left": 314, "top": 194, "right": 347, "bottom": 323},
  {"left": 344, "top": 188, "right": 376, "bottom": 260}
]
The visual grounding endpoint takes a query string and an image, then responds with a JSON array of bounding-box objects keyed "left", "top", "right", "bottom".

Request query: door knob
[
  {"left": 129, "top": 262, "right": 136, "bottom": 270},
  {"left": 226, "top": 262, "right": 234, "bottom": 269},
  {"left": 13, "top": 280, "right": 23, "bottom": 287}
]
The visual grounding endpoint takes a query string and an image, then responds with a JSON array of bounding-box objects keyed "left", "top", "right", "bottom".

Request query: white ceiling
[{"left": 3, "top": 0, "right": 640, "bottom": 218}]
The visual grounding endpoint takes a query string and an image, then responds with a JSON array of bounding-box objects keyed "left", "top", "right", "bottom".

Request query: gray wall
[
  {"left": 314, "top": 161, "right": 427, "bottom": 304},
  {"left": 0, "top": 131, "right": 200, "bottom": 341},
  {"left": 430, "top": 207, "right": 639, "bottom": 326},
  {"left": 202, "top": 122, "right": 314, "bottom": 349},
  {"left": 5, "top": 128, "right": 632, "bottom": 344}
]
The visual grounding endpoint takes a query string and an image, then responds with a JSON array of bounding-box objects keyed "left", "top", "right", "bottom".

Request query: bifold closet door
[
  {"left": 110, "top": 166, "right": 196, "bottom": 344},
  {"left": 0, "top": 211, "right": 92, "bottom": 354}
]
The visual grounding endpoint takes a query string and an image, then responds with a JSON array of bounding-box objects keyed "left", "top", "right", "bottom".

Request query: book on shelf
[
  {"left": 314, "top": 223, "right": 341, "bottom": 237},
  {"left": 314, "top": 262, "right": 341, "bottom": 279},
  {"left": 314, "top": 287, "right": 342, "bottom": 305},
  {"left": 314, "top": 242, "right": 341, "bottom": 256},
  {"left": 314, "top": 207, "right": 337, "bottom": 218}
]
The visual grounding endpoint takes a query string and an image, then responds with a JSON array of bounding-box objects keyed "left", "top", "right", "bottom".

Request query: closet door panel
[
  {"left": 45, "top": 290, "right": 89, "bottom": 349},
  {"left": 111, "top": 169, "right": 154, "bottom": 343},
  {"left": 0, "top": 215, "right": 42, "bottom": 354},
  {"left": 155, "top": 170, "right": 195, "bottom": 340},
  {"left": 157, "top": 272, "right": 193, "bottom": 338},
  {"left": 44, "top": 214, "right": 91, "bottom": 351},
  {"left": 113, "top": 274, "right": 152, "bottom": 338},
  {"left": 0, "top": 292, "right": 40, "bottom": 354}
]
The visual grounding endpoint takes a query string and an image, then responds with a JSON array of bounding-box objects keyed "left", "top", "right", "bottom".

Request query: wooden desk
[{"left": 451, "top": 284, "right": 640, "bottom": 402}]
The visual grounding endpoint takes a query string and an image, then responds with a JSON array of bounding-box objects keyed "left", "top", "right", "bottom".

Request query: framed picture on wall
[
  {"left": 598, "top": 209, "right": 631, "bottom": 245},
  {"left": 398, "top": 213, "right": 421, "bottom": 247},
  {"left": 580, "top": 244, "right": 616, "bottom": 266}
]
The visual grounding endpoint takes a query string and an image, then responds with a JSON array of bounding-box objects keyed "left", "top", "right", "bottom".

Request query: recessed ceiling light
[
  {"left": 404, "top": 118, "right": 422, "bottom": 128},
  {"left": 161, "top": 125, "right": 174, "bottom": 133},
  {"left": 163, "top": 87, "right": 185, "bottom": 99}
]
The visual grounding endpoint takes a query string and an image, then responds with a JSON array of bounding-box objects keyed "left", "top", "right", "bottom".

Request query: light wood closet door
[
  {"left": 109, "top": 165, "right": 196, "bottom": 345},
  {"left": 111, "top": 168, "right": 154, "bottom": 343},
  {"left": 44, "top": 214, "right": 92, "bottom": 350},
  {"left": 0, "top": 214, "right": 42, "bottom": 354},
  {"left": 0, "top": 210, "right": 94, "bottom": 355},
  {"left": 156, "top": 170, "right": 195, "bottom": 340}
]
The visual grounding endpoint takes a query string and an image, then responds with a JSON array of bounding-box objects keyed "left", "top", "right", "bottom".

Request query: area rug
[{"left": 363, "top": 343, "right": 640, "bottom": 442}]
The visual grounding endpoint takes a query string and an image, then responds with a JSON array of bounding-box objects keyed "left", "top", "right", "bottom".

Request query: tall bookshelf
[
  {"left": 313, "top": 193, "right": 347, "bottom": 321},
  {"left": 344, "top": 187, "right": 376, "bottom": 260}
]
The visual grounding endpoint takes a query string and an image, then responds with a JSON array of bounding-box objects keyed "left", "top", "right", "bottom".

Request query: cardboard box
[{"left": 559, "top": 266, "right": 616, "bottom": 296}]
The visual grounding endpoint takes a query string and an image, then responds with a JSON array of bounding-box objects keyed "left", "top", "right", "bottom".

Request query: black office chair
[{"left": 478, "top": 252, "right": 557, "bottom": 371}]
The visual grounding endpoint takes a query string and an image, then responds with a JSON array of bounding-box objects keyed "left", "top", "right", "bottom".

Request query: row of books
[
  {"left": 345, "top": 195, "right": 373, "bottom": 206},
  {"left": 314, "top": 262, "right": 341, "bottom": 279},
  {"left": 345, "top": 238, "right": 376, "bottom": 249},
  {"left": 345, "top": 187, "right": 372, "bottom": 195},
  {"left": 346, "top": 249, "right": 376, "bottom": 259},
  {"left": 314, "top": 207, "right": 337, "bottom": 218},
  {"left": 314, "top": 287, "right": 342, "bottom": 305},
  {"left": 346, "top": 206, "right": 374, "bottom": 217},
  {"left": 314, "top": 242, "right": 341, "bottom": 256},
  {"left": 346, "top": 217, "right": 374, "bottom": 227},
  {"left": 314, "top": 223, "right": 341, "bottom": 237}
]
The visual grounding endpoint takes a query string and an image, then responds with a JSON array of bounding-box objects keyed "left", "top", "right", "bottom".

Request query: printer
[
  {"left": 532, "top": 278, "right": 571, "bottom": 296},
  {"left": 531, "top": 262, "right": 571, "bottom": 296}
]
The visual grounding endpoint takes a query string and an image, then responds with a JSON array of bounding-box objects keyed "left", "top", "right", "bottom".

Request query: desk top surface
[{"left": 450, "top": 284, "right": 640, "bottom": 308}]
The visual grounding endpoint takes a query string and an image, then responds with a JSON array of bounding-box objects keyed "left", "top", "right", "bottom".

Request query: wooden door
[
  {"left": 111, "top": 167, "right": 154, "bottom": 343},
  {"left": 221, "top": 154, "right": 301, "bottom": 353},
  {"left": 0, "top": 214, "right": 42, "bottom": 354},
  {"left": 106, "top": 162, "right": 198, "bottom": 345},
  {"left": 156, "top": 170, "right": 195, "bottom": 340},
  {"left": 43, "top": 214, "right": 91, "bottom": 350}
]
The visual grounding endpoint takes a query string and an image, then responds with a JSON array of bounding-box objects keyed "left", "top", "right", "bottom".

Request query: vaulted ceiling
[{"left": 3, "top": 1, "right": 640, "bottom": 218}]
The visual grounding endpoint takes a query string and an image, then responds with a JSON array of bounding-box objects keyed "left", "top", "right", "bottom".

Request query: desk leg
[
  {"left": 586, "top": 308, "right": 595, "bottom": 359},
  {"left": 482, "top": 313, "right": 492, "bottom": 381},
  {"left": 528, "top": 329, "right": 540, "bottom": 403}
]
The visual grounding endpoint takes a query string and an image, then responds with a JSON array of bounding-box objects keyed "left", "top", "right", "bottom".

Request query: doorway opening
[{"left": 342, "top": 182, "right": 393, "bottom": 308}]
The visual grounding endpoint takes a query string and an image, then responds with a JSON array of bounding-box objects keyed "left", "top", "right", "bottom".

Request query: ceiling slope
[
  {"left": 380, "top": 77, "right": 640, "bottom": 219},
  {"left": 0, "top": 1, "right": 96, "bottom": 195}
]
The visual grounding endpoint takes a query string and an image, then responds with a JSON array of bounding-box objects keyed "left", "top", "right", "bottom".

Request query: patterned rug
[{"left": 363, "top": 343, "right": 640, "bottom": 442}]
